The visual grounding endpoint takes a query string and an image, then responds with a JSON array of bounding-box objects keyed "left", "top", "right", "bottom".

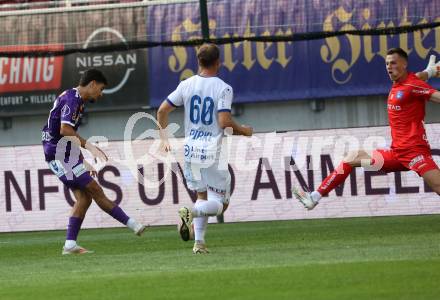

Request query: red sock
[{"left": 317, "top": 162, "right": 353, "bottom": 196}]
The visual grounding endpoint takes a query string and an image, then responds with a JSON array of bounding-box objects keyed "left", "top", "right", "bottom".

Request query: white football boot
[
  {"left": 193, "top": 242, "right": 209, "bottom": 254},
  {"left": 292, "top": 186, "right": 319, "bottom": 210},
  {"left": 134, "top": 223, "right": 148, "bottom": 236},
  {"left": 62, "top": 245, "right": 94, "bottom": 255}
]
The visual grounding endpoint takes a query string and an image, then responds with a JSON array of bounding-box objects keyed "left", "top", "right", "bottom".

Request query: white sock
[
  {"left": 127, "top": 218, "right": 139, "bottom": 231},
  {"left": 193, "top": 216, "right": 208, "bottom": 244},
  {"left": 311, "top": 191, "right": 322, "bottom": 202},
  {"left": 64, "top": 240, "right": 77, "bottom": 249},
  {"left": 192, "top": 200, "right": 223, "bottom": 217}
]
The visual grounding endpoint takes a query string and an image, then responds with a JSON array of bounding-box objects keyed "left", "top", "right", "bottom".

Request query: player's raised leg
[
  {"left": 84, "top": 180, "right": 147, "bottom": 236},
  {"left": 178, "top": 195, "right": 197, "bottom": 242},
  {"left": 422, "top": 169, "right": 440, "bottom": 195},
  {"left": 293, "top": 150, "right": 370, "bottom": 210}
]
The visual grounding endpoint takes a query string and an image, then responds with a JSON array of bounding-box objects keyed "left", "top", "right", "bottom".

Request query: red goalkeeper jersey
[{"left": 387, "top": 72, "right": 436, "bottom": 153}]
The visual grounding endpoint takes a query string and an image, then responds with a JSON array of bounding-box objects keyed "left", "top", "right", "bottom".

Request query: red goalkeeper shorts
[{"left": 371, "top": 148, "right": 438, "bottom": 176}]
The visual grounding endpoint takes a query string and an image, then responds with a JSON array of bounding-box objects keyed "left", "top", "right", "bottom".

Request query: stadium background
[
  {"left": 1, "top": 0, "right": 440, "bottom": 232},
  {"left": 1, "top": 1, "right": 440, "bottom": 300}
]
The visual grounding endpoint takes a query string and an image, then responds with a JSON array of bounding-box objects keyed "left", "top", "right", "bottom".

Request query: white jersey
[{"left": 167, "top": 75, "right": 232, "bottom": 163}]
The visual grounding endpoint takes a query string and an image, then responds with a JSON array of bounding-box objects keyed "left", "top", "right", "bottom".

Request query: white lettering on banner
[
  {"left": 0, "top": 96, "right": 24, "bottom": 106},
  {"left": 29, "top": 94, "right": 57, "bottom": 104},
  {"left": 1, "top": 125, "right": 440, "bottom": 232},
  {"left": 9, "top": 58, "right": 20, "bottom": 84},
  {"left": 78, "top": 27, "right": 137, "bottom": 94},
  {"left": 0, "top": 57, "right": 7, "bottom": 84},
  {"left": 76, "top": 54, "right": 137, "bottom": 67},
  {"left": 0, "top": 57, "right": 55, "bottom": 85},
  {"left": 0, "top": 94, "right": 56, "bottom": 106}
]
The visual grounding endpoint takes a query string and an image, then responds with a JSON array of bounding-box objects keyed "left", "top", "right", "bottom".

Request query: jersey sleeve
[
  {"left": 218, "top": 85, "right": 233, "bottom": 112},
  {"left": 410, "top": 78, "right": 436, "bottom": 102},
  {"left": 166, "top": 82, "right": 184, "bottom": 107},
  {"left": 60, "top": 96, "right": 80, "bottom": 127}
]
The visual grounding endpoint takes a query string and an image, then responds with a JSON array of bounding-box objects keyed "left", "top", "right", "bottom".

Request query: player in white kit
[{"left": 157, "top": 43, "right": 253, "bottom": 254}]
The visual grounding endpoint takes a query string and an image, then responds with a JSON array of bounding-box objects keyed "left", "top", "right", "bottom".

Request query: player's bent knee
[
  {"left": 343, "top": 151, "right": 359, "bottom": 163},
  {"left": 72, "top": 196, "right": 92, "bottom": 217},
  {"left": 197, "top": 191, "right": 208, "bottom": 200},
  {"left": 425, "top": 180, "right": 440, "bottom": 195},
  {"left": 207, "top": 188, "right": 230, "bottom": 210},
  {"left": 431, "top": 185, "right": 440, "bottom": 196},
  {"left": 344, "top": 150, "right": 369, "bottom": 167},
  {"left": 422, "top": 170, "right": 440, "bottom": 195}
]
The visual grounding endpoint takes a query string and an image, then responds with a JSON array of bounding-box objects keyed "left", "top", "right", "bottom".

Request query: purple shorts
[{"left": 48, "top": 159, "right": 93, "bottom": 190}]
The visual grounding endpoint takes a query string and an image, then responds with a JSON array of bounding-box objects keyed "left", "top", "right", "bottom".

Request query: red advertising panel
[{"left": 0, "top": 45, "right": 64, "bottom": 93}]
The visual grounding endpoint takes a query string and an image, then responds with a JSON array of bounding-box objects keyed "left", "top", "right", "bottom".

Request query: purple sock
[
  {"left": 66, "top": 216, "right": 83, "bottom": 241},
  {"left": 109, "top": 206, "right": 130, "bottom": 225}
]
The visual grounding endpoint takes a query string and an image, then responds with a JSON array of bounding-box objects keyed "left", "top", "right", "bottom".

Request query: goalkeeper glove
[{"left": 424, "top": 54, "right": 440, "bottom": 79}]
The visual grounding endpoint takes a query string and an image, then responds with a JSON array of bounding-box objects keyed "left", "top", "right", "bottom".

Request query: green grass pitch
[{"left": 1, "top": 215, "right": 440, "bottom": 300}]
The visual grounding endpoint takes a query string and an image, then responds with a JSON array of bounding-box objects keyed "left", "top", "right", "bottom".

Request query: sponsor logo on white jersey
[{"left": 189, "top": 129, "right": 213, "bottom": 141}]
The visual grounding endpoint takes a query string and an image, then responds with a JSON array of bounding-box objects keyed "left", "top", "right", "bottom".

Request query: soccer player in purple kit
[{"left": 42, "top": 69, "right": 147, "bottom": 255}]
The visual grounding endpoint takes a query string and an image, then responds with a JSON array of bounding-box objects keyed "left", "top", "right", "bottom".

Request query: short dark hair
[
  {"left": 79, "top": 69, "right": 108, "bottom": 86},
  {"left": 197, "top": 43, "right": 220, "bottom": 68},
  {"left": 387, "top": 48, "right": 408, "bottom": 61}
]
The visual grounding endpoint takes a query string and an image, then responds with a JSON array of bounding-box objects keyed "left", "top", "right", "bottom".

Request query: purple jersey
[{"left": 42, "top": 88, "right": 84, "bottom": 162}]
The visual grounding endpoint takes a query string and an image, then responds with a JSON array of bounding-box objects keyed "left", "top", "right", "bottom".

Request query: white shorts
[{"left": 183, "top": 160, "right": 231, "bottom": 205}]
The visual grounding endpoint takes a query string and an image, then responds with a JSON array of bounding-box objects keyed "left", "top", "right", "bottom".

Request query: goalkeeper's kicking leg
[
  {"left": 294, "top": 53, "right": 440, "bottom": 209},
  {"left": 293, "top": 150, "right": 377, "bottom": 210}
]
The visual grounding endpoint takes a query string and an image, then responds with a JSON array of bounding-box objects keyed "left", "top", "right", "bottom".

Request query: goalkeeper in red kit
[{"left": 293, "top": 48, "right": 440, "bottom": 209}]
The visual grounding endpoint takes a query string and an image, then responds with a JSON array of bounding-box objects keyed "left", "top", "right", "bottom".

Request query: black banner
[{"left": 0, "top": 9, "right": 148, "bottom": 116}]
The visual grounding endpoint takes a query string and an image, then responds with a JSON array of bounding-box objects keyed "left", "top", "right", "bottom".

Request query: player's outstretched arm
[
  {"left": 60, "top": 123, "right": 87, "bottom": 147},
  {"left": 218, "top": 111, "right": 253, "bottom": 136},
  {"left": 157, "top": 100, "right": 176, "bottom": 151},
  {"left": 417, "top": 55, "right": 440, "bottom": 81},
  {"left": 429, "top": 91, "right": 440, "bottom": 104},
  {"left": 60, "top": 124, "right": 108, "bottom": 161},
  {"left": 83, "top": 159, "right": 98, "bottom": 177}
]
